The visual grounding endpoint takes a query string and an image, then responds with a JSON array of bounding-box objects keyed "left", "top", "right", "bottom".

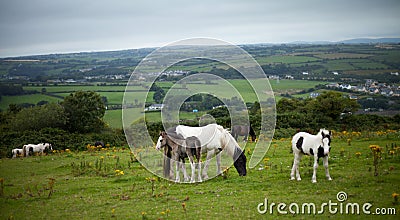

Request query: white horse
[
  {"left": 12, "top": 148, "right": 23, "bottom": 158},
  {"left": 23, "top": 143, "right": 52, "bottom": 157},
  {"left": 156, "top": 124, "right": 247, "bottom": 182},
  {"left": 290, "top": 129, "right": 332, "bottom": 183}
]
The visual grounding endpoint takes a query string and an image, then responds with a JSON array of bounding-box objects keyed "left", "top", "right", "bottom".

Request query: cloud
[{"left": 0, "top": 0, "right": 399, "bottom": 57}]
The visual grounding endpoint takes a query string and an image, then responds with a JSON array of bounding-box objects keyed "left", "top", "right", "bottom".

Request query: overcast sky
[{"left": 0, "top": 0, "right": 399, "bottom": 57}]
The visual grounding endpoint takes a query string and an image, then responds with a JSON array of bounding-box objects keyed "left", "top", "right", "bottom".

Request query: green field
[
  {"left": 0, "top": 133, "right": 399, "bottom": 219},
  {"left": 0, "top": 94, "right": 63, "bottom": 110},
  {"left": 256, "top": 55, "right": 321, "bottom": 64},
  {"left": 1, "top": 79, "right": 325, "bottom": 127}
]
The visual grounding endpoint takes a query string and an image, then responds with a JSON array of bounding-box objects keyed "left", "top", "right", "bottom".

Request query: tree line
[{"left": 0, "top": 91, "right": 125, "bottom": 158}]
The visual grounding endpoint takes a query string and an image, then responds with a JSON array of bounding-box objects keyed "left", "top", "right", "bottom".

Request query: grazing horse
[
  {"left": 290, "top": 129, "right": 332, "bottom": 183},
  {"left": 156, "top": 132, "right": 202, "bottom": 182},
  {"left": 94, "top": 141, "right": 105, "bottom": 148},
  {"left": 12, "top": 148, "right": 23, "bottom": 158},
  {"left": 231, "top": 125, "right": 256, "bottom": 142},
  {"left": 23, "top": 143, "right": 52, "bottom": 157},
  {"left": 157, "top": 124, "right": 247, "bottom": 180}
]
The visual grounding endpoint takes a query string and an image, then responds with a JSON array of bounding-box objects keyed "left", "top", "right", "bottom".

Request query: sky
[{"left": 0, "top": 0, "right": 399, "bottom": 57}]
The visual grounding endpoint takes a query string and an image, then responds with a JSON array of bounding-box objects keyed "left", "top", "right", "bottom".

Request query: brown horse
[
  {"left": 157, "top": 131, "right": 202, "bottom": 182},
  {"left": 231, "top": 125, "right": 256, "bottom": 142}
]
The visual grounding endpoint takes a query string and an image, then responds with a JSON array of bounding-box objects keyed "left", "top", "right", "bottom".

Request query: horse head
[
  {"left": 233, "top": 147, "right": 247, "bottom": 176},
  {"left": 319, "top": 129, "right": 332, "bottom": 156},
  {"left": 155, "top": 131, "right": 168, "bottom": 150},
  {"left": 46, "top": 143, "right": 53, "bottom": 151},
  {"left": 43, "top": 143, "right": 53, "bottom": 154}
]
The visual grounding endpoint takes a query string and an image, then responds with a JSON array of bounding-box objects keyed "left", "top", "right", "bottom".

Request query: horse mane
[
  {"left": 219, "top": 128, "right": 240, "bottom": 158},
  {"left": 317, "top": 128, "right": 330, "bottom": 137}
]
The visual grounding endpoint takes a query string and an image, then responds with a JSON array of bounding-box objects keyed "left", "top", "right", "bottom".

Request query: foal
[
  {"left": 290, "top": 129, "right": 332, "bottom": 183},
  {"left": 157, "top": 131, "right": 202, "bottom": 182}
]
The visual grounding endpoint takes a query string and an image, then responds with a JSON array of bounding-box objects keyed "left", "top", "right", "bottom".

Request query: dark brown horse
[
  {"left": 157, "top": 131, "right": 202, "bottom": 182},
  {"left": 231, "top": 125, "right": 256, "bottom": 142}
]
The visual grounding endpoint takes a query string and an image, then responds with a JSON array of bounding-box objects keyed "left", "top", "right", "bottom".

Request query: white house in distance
[{"left": 145, "top": 104, "right": 164, "bottom": 112}]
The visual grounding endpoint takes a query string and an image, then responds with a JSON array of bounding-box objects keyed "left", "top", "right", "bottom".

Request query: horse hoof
[
  {"left": 327, "top": 177, "right": 332, "bottom": 181},
  {"left": 290, "top": 177, "right": 295, "bottom": 181},
  {"left": 312, "top": 180, "right": 317, "bottom": 183}
]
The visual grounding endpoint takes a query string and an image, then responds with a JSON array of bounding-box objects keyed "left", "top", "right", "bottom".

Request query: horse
[
  {"left": 94, "top": 141, "right": 105, "bottom": 148},
  {"left": 157, "top": 123, "right": 247, "bottom": 180},
  {"left": 156, "top": 132, "right": 202, "bottom": 182},
  {"left": 23, "top": 143, "right": 52, "bottom": 157},
  {"left": 290, "top": 129, "right": 332, "bottom": 183},
  {"left": 231, "top": 125, "right": 256, "bottom": 142},
  {"left": 12, "top": 148, "right": 23, "bottom": 158}
]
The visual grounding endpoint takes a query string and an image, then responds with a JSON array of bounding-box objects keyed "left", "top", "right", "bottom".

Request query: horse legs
[
  {"left": 216, "top": 151, "right": 222, "bottom": 176},
  {"left": 202, "top": 149, "right": 215, "bottom": 180},
  {"left": 233, "top": 132, "right": 238, "bottom": 141},
  {"left": 312, "top": 156, "right": 319, "bottom": 183},
  {"left": 187, "top": 154, "right": 196, "bottom": 183},
  {"left": 196, "top": 148, "right": 202, "bottom": 182},
  {"left": 290, "top": 153, "right": 302, "bottom": 181},
  {"left": 174, "top": 157, "right": 181, "bottom": 182},
  {"left": 323, "top": 156, "right": 332, "bottom": 181},
  {"left": 181, "top": 159, "right": 189, "bottom": 182}
]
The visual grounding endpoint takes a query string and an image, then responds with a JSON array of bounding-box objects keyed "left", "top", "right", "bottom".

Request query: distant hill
[
  {"left": 289, "top": 37, "right": 400, "bottom": 45},
  {"left": 338, "top": 38, "right": 400, "bottom": 44}
]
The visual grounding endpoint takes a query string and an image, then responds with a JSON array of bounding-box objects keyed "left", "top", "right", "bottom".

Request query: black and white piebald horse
[
  {"left": 156, "top": 124, "right": 247, "bottom": 182},
  {"left": 23, "top": 143, "right": 52, "bottom": 157},
  {"left": 290, "top": 129, "right": 332, "bottom": 183},
  {"left": 12, "top": 148, "right": 23, "bottom": 158}
]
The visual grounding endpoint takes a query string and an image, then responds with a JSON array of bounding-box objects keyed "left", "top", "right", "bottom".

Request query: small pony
[
  {"left": 12, "top": 148, "right": 23, "bottom": 158},
  {"left": 290, "top": 129, "right": 332, "bottom": 183},
  {"left": 23, "top": 143, "right": 52, "bottom": 157},
  {"left": 157, "top": 131, "right": 202, "bottom": 183}
]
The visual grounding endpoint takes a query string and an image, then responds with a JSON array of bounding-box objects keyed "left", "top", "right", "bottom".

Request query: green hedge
[{"left": 0, "top": 128, "right": 126, "bottom": 158}]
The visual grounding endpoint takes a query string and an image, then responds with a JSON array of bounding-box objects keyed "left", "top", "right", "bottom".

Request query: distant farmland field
[
  {"left": 0, "top": 94, "right": 62, "bottom": 110},
  {"left": 0, "top": 79, "right": 325, "bottom": 127},
  {"left": 256, "top": 55, "right": 321, "bottom": 64}
]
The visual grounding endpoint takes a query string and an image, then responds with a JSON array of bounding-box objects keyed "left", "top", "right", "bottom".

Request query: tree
[
  {"left": 10, "top": 103, "right": 66, "bottom": 131},
  {"left": 207, "top": 106, "right": 229, "bottom": 118},
  {"left": 62, "top": 91, "right": 106, "bottom": 133},
  {"left": 312, "top": 91, "right": 360, "bottom": 121},
  {"left": 150, "top": 83, "right": 165, "bottom": 103},
  {"left": 153, "top": 89, "right": 165, "bottom": 103}
]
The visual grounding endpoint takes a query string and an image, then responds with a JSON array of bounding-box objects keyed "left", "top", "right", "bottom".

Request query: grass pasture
[
  {"left": 256, "top": 55, "right": 321, "bottom": 65},
  {"left": 0, "top": 79, "right": 325, "bottom": 126},
  {"left": 0, "top": 132, "right": 399, "bottom": 219},
  {"left": 314, "top": 53, "right": 373, "bottom": 59},
  {"left": 0, "top": 94, "right": 63, "bottom": 110}
]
